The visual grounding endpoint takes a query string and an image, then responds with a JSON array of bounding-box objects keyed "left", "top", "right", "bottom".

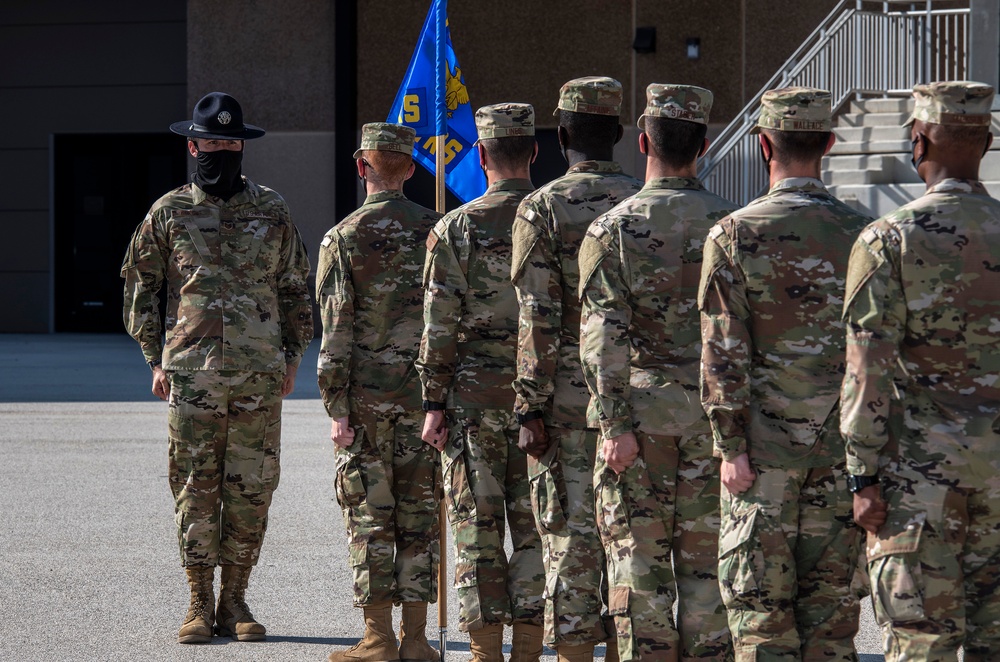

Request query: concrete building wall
[{"left": 0, "top": 1, "right": 186, "bottom": 332}]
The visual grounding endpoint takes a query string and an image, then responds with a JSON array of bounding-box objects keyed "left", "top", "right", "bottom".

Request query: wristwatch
[
  {"left": 147, "top": 358, "right": 162, "bottom": 372},
  {"left": 515, "top": 410, "right": 544, "bottom": 424},
  {"left": 847, "top": 474, "right": 880, "bottom": 493}
]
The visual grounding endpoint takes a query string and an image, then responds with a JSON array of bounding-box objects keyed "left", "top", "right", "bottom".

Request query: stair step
[
  {"left": 833, "top": 125, "right": 910, "bottom": 143},
  {"left": 836, "top": 111, "right": 910, "bottom": 127},
  {"left": 829, "top": 138, "right": 912, "bottom": 155},
  {"left": 848, "top": 97, "right": 911, "bottom": 114}
]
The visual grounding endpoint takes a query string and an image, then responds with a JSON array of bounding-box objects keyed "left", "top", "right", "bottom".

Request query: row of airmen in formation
[{"left": 123, "top": 77, "right": 1000, "bottom": 662}]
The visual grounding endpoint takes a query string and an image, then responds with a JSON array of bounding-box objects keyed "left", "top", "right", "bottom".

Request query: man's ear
[
  {"left": 824, "top": 132, "right": 836, "bottom": 156},
  {"left": 531, "top": 141, "right": 539, "bottom": 164},
  {"left": 403, "top": 161, "right": 416, "bottom": 181},
  {"left": 557, "top": 125, "right": 568, "bottom": 149},
  {"left": 188, "top": 140, "right": 199, "bottom": 158},
  {"left": 758, "top": 133, "right": 773, "bottom": 162},
  {"left": 698, "top": 137, "right": 710, "bottom": 159},
  {"left": 478, "top": 143, "right": 487, "bottom": 169},
  {"left": 615, "top": 124, "right": 624, "bottom": 145},
  {"left": 638, "top": 132, "right": 648, "bottom": 156},
  {"left": 355, "top": 158, "right": 366, "bottom": 179}
]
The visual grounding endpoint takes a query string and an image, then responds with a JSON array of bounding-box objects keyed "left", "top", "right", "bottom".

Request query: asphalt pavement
[{"left": 0, "top": 333, "right": 884, "bottom": 661}]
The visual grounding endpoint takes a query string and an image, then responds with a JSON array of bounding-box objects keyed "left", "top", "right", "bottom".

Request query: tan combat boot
[
  {"left": 509, "top": 623, "right": 544, "bottom": 662},
  {"left": 328, "top": 601, "right": 401, "bottom": 662},
  {"left": 468, "top": 623, "right": 504, "bottom": 662},
  {"left": 398, "top": 602, "right": 439, "bottom": 661},
  {"left": 555, "top": 643, "right": 595, "bottom": 662},
  {"left": 178, "top": 566, "right": 215, "bottom": 644},
  {"left": 216, "top": 564, "right": 266, "bottom": 641}
]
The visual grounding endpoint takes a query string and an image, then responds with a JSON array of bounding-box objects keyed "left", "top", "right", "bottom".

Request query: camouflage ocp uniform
[
  {"left": 511, "top": 77, "right": 643, "bottom": 649},
  {"left": 416, "top": 103, "right": 545, "bottom": 633},
  {"left": 122, "top": 178, "right": 314, "bottom": 567},
  {"left": 317, "top": 123, "right": 442, "bottom": 607},
  {"left": 581, "top": 85, "right": 736, "bottom": 661},
  {"left": 699, "top": 88, "right": 870, "bottom": 661},
  {"left": 840, "top": 81, "right": 1000, "bottom": 660}
]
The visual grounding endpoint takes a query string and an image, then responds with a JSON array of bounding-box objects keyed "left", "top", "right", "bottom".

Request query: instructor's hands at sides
[
  {"left": 331, "top": 416, "right": 355, "bottom": 449},
  {"left": 421, "top": 410, "right": 447, "bottom": 451},
  {"left": 721, "top": 453, "right": 756, "bottom": 494}
]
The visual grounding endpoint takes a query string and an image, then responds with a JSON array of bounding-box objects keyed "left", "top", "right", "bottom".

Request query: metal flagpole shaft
[{"left": 435, "top": 133, "right": 447, "bottom": 662}]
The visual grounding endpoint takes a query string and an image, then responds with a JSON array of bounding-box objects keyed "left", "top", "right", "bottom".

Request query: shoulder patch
[
  {"left": 426, "top": 230, "right": 440, "bottom": 252},
  {"left": 321, "top": 234, "right": 333, "bottom": 248},
  {"left": 510, "top": 219, "right": 543, "bottom": 282},
  {"left": 577, "top": 233, "right": 613, "bottom": 300}
]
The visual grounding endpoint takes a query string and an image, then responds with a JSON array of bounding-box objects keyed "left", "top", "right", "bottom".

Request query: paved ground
[{"left": 0, "top": 334, "right": 883, "bottom": 661}]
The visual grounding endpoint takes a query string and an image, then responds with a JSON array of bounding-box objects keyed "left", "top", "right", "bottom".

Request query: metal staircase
[{"left": 699, "top": 0, "right": 972, "bottom": 206}]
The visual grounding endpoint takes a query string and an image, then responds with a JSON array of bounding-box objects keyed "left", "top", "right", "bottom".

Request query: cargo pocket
[
  {"left": 454, "top": 561, "right": 483, "bottom": 629},
  {"left": 595, "top": 465, "right": 630, "bottom": 544},
  {"left": 167, "top": 412, "right": 193, "bottom": 494},
  {"left": 608, "top": 586, "right": 635, "bottom": 661},
  {"left": 335, "top": 442, "right": 367, "bottom": 510},
  {"left": 262, "top": 418, "right": 281, "bottom": 491},
  {"left": 868, "top": 512, "right": 926, "bottom": 623},
  {"left": 718, "top": 506, "right": 763, "bottom": 611},
  {"left": 349, "top": 540, "right": 370, "bottom": 605},
  {"left": 528, "top": 442, "right": 567, "bottom": 535},
  {"left": 443, "top": 439, "right": 477, "bottom": 523}
]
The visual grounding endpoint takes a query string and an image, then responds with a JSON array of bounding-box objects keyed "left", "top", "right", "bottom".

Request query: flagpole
[{"left": 434, "top": 135, "right": 448, "bottom": 662}]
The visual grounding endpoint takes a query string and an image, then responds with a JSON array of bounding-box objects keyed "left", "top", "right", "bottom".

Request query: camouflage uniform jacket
[
  {"left": 122, "top": 179, "right": 313, "bottom": 372},
  {"left": 317, "top": 190, "right": 441, "bottom": 419},
  {"left": 511, "top": 160, "right": 642, "bottom": 427},
  {"left": 579, "top": 177, "right": 736, "bottom": 439},
  {"left": 417, "top": 178, "right": 534, "bottom": 410},
  {"left": 840, "top": 178, "right": 1000, "bottom": 479},
  {"left": 699, "top": 177, "right": 871, "bottom": 468}
]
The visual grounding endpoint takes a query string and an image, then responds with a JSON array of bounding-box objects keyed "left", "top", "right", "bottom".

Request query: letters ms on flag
[{"left": 388, "top": 0, "right": 487, "bottom": 203}]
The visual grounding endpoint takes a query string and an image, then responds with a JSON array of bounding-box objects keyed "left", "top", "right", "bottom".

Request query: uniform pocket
[
  {"left": 608, "top": 585, "right": 635, "bottom": 661},
  {"left": 167, "top": 412, "right": 193, "bottom": 493},
  {"left": 262, "top": 417, "right": 281, "bottom": 491},
  {"left": 335, "top": 440, "right": 367, "bottom": 509},
  {"left": 868, "top": 512, "right": 926, "bottom": 623},
  {"left": 718, "top": 505, "right": 763, "bottom": 611},
  {"left": 528, "top": 442, "right": 567, "bottom": 535},
  {"left": 443, "top": 439, "right": 476, "bottom": 523}
]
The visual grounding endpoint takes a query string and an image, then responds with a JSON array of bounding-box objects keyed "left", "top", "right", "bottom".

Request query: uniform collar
[
  {"left": 566, "top": 160, "right": 624, "bottom": 175},
  {"left": 768, "top": 177, "right": 828, "bottom": 194},
  {"left": 926, "top": 178, "right": 989, "bottom": 196},
  {"left": 190, "top": 177, "right": 260, "bottom": 206},
  {"left": 644, "top": 176, "right": 705, "bottom": 191},
  {"left": 488, "top": 178, "right": 534, "bottom": 193},
  {"left": 364, "top": 189, "right": 407, "bottom": 205}
]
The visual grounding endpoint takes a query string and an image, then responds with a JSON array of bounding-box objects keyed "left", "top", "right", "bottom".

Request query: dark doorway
[{"left": 53, "top": 133, "right": 188, "bottom": 332}]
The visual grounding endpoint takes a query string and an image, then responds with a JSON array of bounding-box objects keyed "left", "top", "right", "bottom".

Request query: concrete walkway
[{"left": 0, "top": 334, "right": 883, "bottom": 661}]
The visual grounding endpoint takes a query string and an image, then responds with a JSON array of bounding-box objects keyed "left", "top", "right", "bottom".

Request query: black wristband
[
  {"left": 422, "top": 400, "right": 446, "bottom": 411},
  {"left": 147, "top": 358, "right": 162, "bottom": 371},
  {"left": 515, "top": 410, "right": 544, "bottom": 424},
  {"left": 847, "top": 474, "right": 880, "bottom": 493}
]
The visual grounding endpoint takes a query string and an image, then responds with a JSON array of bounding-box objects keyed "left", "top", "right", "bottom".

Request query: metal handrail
[{"left": 699, "top": 1, "right": 971, "bottom": 205}]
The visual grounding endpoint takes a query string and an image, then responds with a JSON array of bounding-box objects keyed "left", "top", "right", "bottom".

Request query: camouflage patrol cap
[
  {"left": 353, "top": 122, "right": 416, "bottom": 160},
  {"left": 904, "top": 80, "right": 995, "bottom": 127},
  {"left": 475, "top": 103, "right": 535, "bottom": 143},
  {"left": 553, "top": 77, "right": 623, "bottom": 117},
  {"left": 637, "top": 84, "right": 713, "bottom": 129},
  {"left": 751, "top": 87, "right": 832, "bottom": 134}
]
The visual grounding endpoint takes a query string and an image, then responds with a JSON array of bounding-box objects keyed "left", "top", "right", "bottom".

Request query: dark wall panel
[{"left": 0, "top": 211, "right": 48, "bottom": 272}]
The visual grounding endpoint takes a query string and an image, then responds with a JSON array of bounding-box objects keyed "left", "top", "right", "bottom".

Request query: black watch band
[
  {"left": 847, "top": 474, "right": 880, "bottom": 493},
  {"left": 147, "top": 358, "right": 162, "bottom": 371},
  {"left": 422, "top": 401, "right": 446, "bottom": 412},
  {"left": 515, "top": 410, "right": 544, "bottom": 424}
]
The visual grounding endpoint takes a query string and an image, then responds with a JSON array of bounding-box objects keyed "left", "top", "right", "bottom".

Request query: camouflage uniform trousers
[
  {"left": 719, "top": 462, "right": 862, "bottom": 661},
  {"left": 595, "top": 430, "right": 731, "bottom": 661},
  {"left": 866, "top": 458, "right": 1000, "bottom": 661},
  {"left": 529, "top": 426, "right": 615, "bottom": 648},
  {"left": 443, "top": 407, "right": 545, "bottom": 632},
  {"left": 167, "top": 370, "right": 283, "bottom": 567},
  {"left": 335, "top": 402, "right": 441, "bottom": 606}
]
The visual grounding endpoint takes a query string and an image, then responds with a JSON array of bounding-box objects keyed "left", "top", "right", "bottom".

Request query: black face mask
[
  {"left": 193, "top": 148, "right": 244, "bottom": 200},
  {"left": 758, "top": 139, "right": 772, "bottom": 175}
]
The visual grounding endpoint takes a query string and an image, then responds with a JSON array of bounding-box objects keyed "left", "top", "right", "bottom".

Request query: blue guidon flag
[{"left": 387, "top": 0, "right": 487, "bottom": 204}]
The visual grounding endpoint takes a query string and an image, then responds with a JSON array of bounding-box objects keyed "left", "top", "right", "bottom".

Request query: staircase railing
[{"left": 699, "top": 0, "right": 971, "bottom": 205}]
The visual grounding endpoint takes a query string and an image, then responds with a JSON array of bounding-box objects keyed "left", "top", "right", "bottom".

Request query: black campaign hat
[{"left": 170, "top": 92, "right": 266, "bottom": 140}]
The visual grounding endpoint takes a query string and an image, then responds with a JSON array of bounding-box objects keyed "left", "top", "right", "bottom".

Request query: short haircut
[
  {"left": 480, "top": 135, "right": 535, "bottom": 171},
  {"left": 644, "top": 117, "right": 707, "bottom": 169},
  {"left": 364, "top": 150, "right": 412, "bottom": 184},
  {"left": 558, "top": 109, "right": 620, "bottom": 153},
  {"left": 761, "top": 128, "right": 832, "bottom": 163},
  {"left": 926, "top": 122, "right": 992, "bottom": 151}
]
